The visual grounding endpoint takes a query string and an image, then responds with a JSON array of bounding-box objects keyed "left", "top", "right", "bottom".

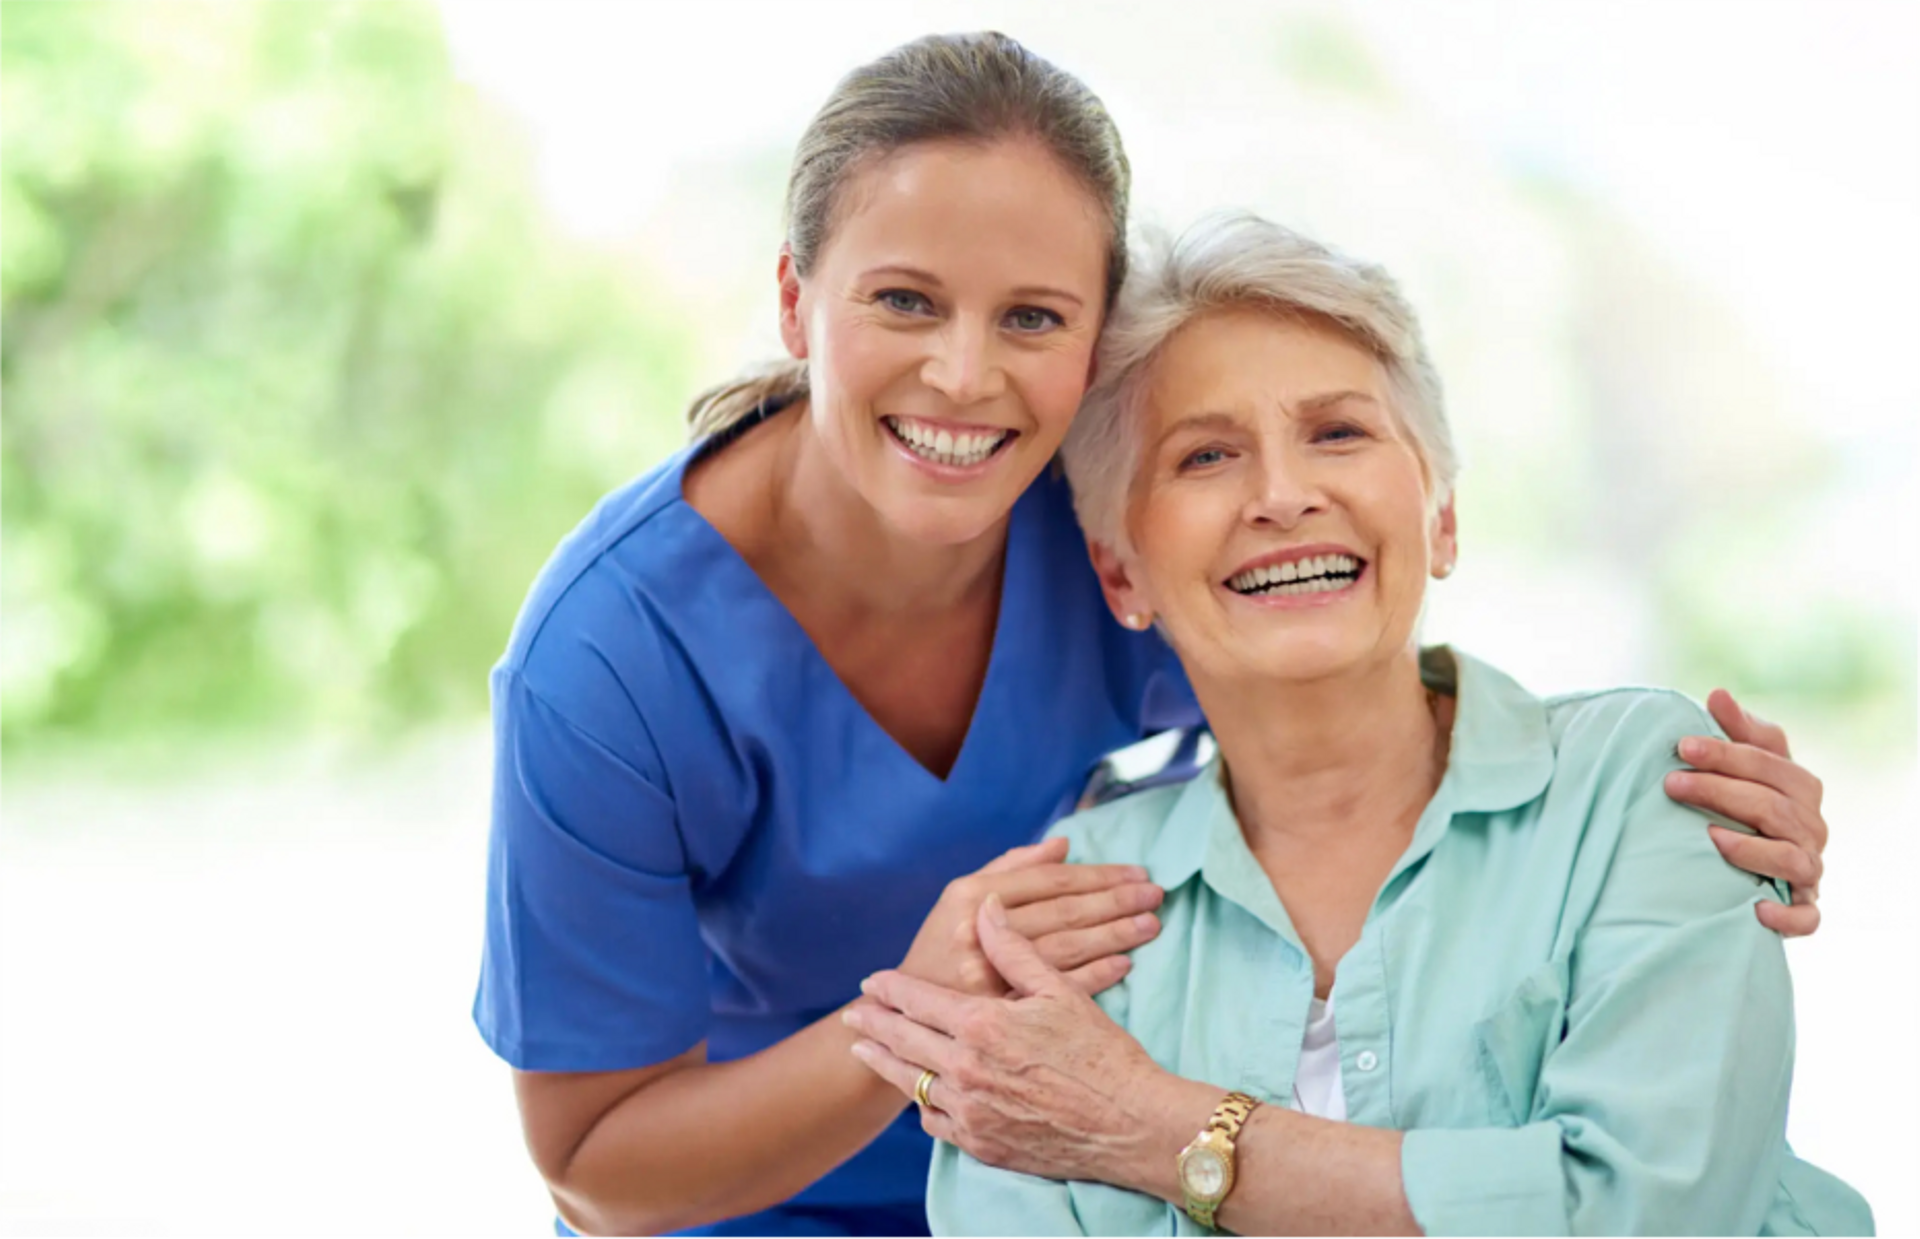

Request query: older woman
[{"left": 847, "top": 214, "right": 1872, "bottom": 1234}]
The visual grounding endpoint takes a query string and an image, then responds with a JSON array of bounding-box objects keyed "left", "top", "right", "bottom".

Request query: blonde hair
[
  {"left": 1063, "top": 211, "right": 1458, "bottom": 548},
  {"left": 686, "top": 31, "right": 1131, "bottom": 440}
]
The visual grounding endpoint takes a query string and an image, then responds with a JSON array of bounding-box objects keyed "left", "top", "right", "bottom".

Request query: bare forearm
[
  {"left": 555, "top": 1000, "right": 908, "bottom": 1235},
  {"left": 1116, "top": 1073, "right": 1421, "bottom": 1236}
]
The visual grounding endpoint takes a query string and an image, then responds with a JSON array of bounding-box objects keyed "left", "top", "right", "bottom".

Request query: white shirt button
[{"left": 1355, "top": 1050, "right": 1379, "bottom": 1072}]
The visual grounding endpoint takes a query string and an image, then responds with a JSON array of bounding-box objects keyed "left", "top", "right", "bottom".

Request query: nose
[
  {"left": 920, "top": 317, "right": 1006, "bottom": 405},
  {"left": 1242, "top": 444, "right": 1327, "bottom": 530}
]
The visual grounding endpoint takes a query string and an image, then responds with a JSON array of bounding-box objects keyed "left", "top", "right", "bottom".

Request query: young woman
[
  {"left": 847, "top": 213, "right": 1868, "bottom": 1235},
  {"left": 475, "top": 34, "right": 1835, "bottom": 1237}
]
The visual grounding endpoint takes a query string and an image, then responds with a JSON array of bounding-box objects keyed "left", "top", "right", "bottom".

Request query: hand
[
  {"left": 897, "top": 836, "right": 1163, "bottom": 998},
  {"left": 1665, "top": 688, "right": 1826, "bottom": 937},
  {"left": 849, "top": 893, "right": 1170, "bottom": 1184}
]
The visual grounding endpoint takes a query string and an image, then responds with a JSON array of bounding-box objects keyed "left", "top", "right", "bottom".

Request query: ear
[
  {"left": 1087, "top": 537, "right": 1153, "bottom": 630},
  {"left": 1430, "top": 496, "right": 1458, "bottom": 578},
  {"left": 776, "top": 245, "right": 808, "bottom": 360}
]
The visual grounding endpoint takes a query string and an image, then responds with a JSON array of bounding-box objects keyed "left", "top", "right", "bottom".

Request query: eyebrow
[{"left": 859, "top": 265, "right": 1086, "bottom": 309}]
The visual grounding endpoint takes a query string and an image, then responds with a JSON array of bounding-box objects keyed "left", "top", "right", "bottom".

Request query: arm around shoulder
[{"left": 1403, "top": 691, "right": 1804, "bottom": 1235}]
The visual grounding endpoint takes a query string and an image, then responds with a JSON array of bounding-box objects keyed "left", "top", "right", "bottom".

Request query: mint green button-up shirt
[{"left": 928, "top": 649, "right": 1871, "bottom": 1236}]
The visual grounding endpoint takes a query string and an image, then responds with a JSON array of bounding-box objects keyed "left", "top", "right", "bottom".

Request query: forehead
[
  {"left": 1145, "top": 308, "right": 1388, "bottom": 421},
  {"left": 818, "top": 139, "right": 1108, "bottom": 291}
]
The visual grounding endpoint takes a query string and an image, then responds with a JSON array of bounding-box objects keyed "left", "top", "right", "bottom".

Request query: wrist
[{"left": 1112, "top": 1070, "right": 1222, "bottom": 1202}]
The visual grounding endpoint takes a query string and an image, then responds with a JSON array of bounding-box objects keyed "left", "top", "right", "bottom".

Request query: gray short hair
[{"left": 1062, "top": 211, "right": 1457, "bottom": 548}]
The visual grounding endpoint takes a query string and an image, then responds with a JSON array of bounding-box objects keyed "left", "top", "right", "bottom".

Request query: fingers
[
  {"left": 1032, "top": 912, "right": 1160, "bottom": 973},
  {"left": 1007, "top": 881, "right": 1162, "bottom": 940},
  {"left": 1707, "top": 825, "right": 1824, "bottom": 890},
  {"left": 848, "top": 1034, "right": 929, "bottom": 1103},
  {"left": 1665, "top": 770, "right": 1822, "bottom": 853},
  {"left": 862, "top": 969, "right": 979, "bottom": 1037},
  {"left": 843, "top": 1000, "right": 956, "bottom": 1076},
  {"left": 1062, "top": 953, "right": 1132, "bottom": 996},
  {"left": 976, "top": 894, "right": 1064, "bottom": 997},
  {"left": 977, "top": 836, "right": 1069, "bottom": 877},
  {"left": 983, "top": 862, "right": 1154, "bottom": 910},
  {"left": 1758, "top": 895, "right": 1822, "bottom": 938},
  {"left": 1676, "top": 734, "right": 1823, "bottom": 817},
  {"left": 1707, "top": 688, "right": 1791, "bottom": 759}
]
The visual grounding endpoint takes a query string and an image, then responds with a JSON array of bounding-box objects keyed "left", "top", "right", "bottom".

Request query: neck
[
  {"left": 766, "top": 401, "right": 1010, "bottom": 618},
  {"left": 1194, "top": 647, "right": 1449, "bottom": 853}
]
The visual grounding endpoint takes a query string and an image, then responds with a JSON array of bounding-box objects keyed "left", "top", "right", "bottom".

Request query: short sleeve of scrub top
[{"left": 474, "top": 426, "right": 1198, "bottom": 1216}]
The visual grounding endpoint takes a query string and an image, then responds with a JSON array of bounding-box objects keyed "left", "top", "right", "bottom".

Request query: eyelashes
[
  {"left": 1174, "top": 426, "right": 1372, "bottom": 471},
  {"left": 872, "top": 289, "right": 1066, "bottom": 333}
]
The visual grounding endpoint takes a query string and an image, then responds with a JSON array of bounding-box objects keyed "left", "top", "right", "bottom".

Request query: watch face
[{"left": 1182, "top": 1146, "right": 1227, "bottom": 1199}]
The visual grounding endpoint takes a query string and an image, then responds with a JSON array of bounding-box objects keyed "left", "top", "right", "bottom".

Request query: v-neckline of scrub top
[{"left": 671, "top": 447, "right": 1027, "bottom": 787}]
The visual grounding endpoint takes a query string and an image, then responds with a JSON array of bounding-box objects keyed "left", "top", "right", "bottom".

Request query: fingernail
[
  {"left": 1679, "top": 737, "right": 1706, "bottom": 761},
  {"left": 1667, "top": 771, "right": 1693, "bottom": 793},
  {"left": 860, "top": 977, "right": 875, "bottom": 995},
  {"left": 842, "top": 1009, "right": 863, "bottom": 1030},
  {"left": 984, "top": 893, "right": 1009, "bottom": 927},
  {"left": 850, "top": 1041, "right": 873, "bottom": 1062},
  {"left": 1133, "top": 913, "right": 1159, "bottom": 933},
  {"left": 1126, "top": 866, "right": 1150, "bottom": 881}
]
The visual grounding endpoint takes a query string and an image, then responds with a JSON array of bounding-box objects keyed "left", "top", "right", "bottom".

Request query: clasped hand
[{"left": 848, "top": 894, "right": 1168, "bottom": 1184}]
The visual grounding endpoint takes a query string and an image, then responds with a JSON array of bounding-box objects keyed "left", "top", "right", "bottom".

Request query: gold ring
[{"left": 914, "top": 1068, "right": 939, "bottom": 1111}]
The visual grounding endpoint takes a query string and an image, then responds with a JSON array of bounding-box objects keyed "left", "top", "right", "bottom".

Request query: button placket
[{"left": 1334, "top": 931, "right": 1393, "bottom": 1123}]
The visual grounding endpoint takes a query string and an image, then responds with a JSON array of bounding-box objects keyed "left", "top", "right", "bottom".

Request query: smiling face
[
  {"left": 779, "top": 138, "right": 1110, "bottom": 546},
  {"left": 1092, "top": 308, "right": 1456, "bottom": 687}
]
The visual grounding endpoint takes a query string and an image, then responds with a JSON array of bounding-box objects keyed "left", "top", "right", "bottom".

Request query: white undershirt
[{"left": 1292, "top": 994, "right": 1348, "bottom": 1121}]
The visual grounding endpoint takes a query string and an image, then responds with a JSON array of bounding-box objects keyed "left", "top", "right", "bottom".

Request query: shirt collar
[{"left": 1143, "top": 646, "right": 1556, "bottom": 902}]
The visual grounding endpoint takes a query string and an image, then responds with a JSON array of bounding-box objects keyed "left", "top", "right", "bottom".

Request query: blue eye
[
  {"left": 1317, "top": 423, "right": 1367, "bottom": 444},
  {"left": 1180, "top": 447, "right": 1230, "bottom": 470},
  {"left": 877, "top": 289, "right": 933, "bottom": 315},
  {"left": 1006, "top": 307, "right": 1064, "bottom": 333}
]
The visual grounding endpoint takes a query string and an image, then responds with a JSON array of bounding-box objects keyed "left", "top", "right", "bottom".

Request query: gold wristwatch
[{"left": 1177, "top": 1090, "right": 1261, "bottom": 1229}]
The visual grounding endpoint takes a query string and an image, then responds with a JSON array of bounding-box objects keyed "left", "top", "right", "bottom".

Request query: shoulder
[
  {"left": 1543, "top": 685, "right": 1726, "bottom": 788},
  {"left": 1539, "top": 685, "right": 1781, "bottom": 909},
  {"left": 503, "top": 447, "right": 697, "bottom": 672},
  {"left": 494, "top": 446, "right": 710, "bottom": 762},
  {"left": 1043, "top": 780, "right": 1189, "bottom": 868}
]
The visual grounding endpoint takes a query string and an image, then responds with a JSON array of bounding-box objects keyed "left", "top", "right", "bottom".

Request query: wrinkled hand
[
  {"left": 896, "top": 836, "right": 1163, "bottom": 998},
  {"left": 1665, "top": 689, "right": 1827, "bottom": 937},
  {"left": 849, "top": 893, "right": 1168, "bottom": 1182}
]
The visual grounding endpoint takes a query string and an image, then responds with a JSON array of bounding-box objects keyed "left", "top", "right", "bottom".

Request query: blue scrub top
[{"left": 473, "top": 418, "right": 1198, "bottom": 1224}]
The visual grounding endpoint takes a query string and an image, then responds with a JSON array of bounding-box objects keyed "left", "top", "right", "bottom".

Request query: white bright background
[{"left": 3, "top": 2, "right": 1916, "bottom": 1235}]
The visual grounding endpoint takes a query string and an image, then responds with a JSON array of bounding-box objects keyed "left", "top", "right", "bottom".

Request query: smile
[
  {"left": 883, "top": 415, "right": 1014, "bottom": 469},
  {"left": 1227, "top": 553, "right": 1365, "bottom": 597}
]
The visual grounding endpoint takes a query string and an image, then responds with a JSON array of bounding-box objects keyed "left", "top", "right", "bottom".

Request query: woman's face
[
  {"left": 1094, "top": 308, "right": 1455, "bottom": 687},
  {"left": 781, "top": 139, "right": 1109, "bottom": 546}
]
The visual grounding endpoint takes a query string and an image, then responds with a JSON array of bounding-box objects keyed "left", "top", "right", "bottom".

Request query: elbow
[{"left": 544, "top": 1178, "right": 703, "bottom": 1238}]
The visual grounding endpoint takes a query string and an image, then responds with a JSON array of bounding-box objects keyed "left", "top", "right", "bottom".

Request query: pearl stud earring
[{"left": 1124, "top": 612, "right": 1152, "bottom": 631}]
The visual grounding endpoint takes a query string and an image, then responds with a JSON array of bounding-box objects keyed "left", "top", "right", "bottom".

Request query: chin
[
  {"left": 1227, "top": 629, "right": 1380, "bottom": 683},
  {"left": 874, "top": 488, "right": 1017, "bottom": 547},
  {"left": 867, "top": 456, "right": 1050, "bottom": 547}
]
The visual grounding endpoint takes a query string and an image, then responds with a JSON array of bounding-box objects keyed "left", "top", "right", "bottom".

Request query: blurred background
[{"left": 2, "top": 0, "right": 1914, "bottom": 1233}]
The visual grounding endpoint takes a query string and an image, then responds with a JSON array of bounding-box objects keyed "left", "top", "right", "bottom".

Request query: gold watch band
[
  {"left": 1209, "top": 1090, "right": 1260, "bottom": 1140},
  {"left": 1180, "top": 1090, "right": 1262, "bottom": 1229}
]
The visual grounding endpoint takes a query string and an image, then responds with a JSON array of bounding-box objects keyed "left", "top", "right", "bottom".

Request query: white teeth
[
  {"left": 885, "top": 417, "right": 1010, "bottom": 468},
  {"left": 1227, "top": 553, "right": 1362, "bottom": 595}
]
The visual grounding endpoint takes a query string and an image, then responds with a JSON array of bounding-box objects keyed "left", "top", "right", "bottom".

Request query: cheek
[
  {"left": 1019, "top": 347, "right": 1097, "bottom": 438},
  {"left": 811, "top": 316, "right": 912, "bottom": 408},
  {"left": 1130, "top": 489, "right": 1230, "bottom": 607}
]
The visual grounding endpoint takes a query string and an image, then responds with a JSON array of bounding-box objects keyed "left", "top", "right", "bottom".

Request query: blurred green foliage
[{"left": 2, "top": 1, "right": 694, "bottom": 753}]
